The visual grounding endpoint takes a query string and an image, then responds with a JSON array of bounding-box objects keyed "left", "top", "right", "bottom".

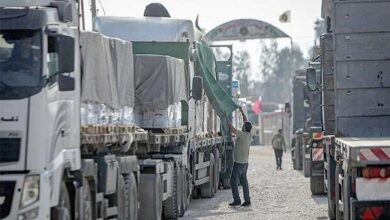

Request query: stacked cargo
[
  {"left": 133, "top": 54, "right": 187, "bottom": 128},
  {"left": 79, "top": 31, "right": 135, "bottom": 126}
]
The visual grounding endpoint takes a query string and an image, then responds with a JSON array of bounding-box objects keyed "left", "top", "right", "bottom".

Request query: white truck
[
  {"left": 0, "top": 1, "right": 231, "bottom": 219},
  {"left": 307, "top": 0, "right": 390, "bottom": 219}
]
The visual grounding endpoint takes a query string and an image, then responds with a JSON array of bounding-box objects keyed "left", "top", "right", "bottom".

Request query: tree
[{"left": 233, "top": 50, "right": 251, "bottom": 97}]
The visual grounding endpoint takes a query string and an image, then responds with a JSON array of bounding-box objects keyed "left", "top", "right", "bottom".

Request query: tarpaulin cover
[
  {"left": 80, "top": 31, "right": 134, "bottom": 108},
  {"left": 196, "top": 41, "right": 238, "bottom": 117},
  {"left": 134, "top": 54, "right": 187, "bottom": 110}
]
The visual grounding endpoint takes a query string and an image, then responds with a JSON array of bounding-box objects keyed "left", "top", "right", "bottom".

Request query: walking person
[
  {"left": 272, "top": 129, "right": 287, "bottom": 170},
  {"left": 224, "top": 107, "right": 252, "bottom": 207}
]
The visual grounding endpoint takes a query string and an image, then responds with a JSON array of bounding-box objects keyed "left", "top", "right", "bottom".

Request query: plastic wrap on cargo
[
  {"left": 81, "top": 102, "right": 102, "bottom": 125},
  {"left": 134, "top": 102, "right": 182, "bottom": 128},
  {"left": 134, "top": 54, "right": 187, "bottom": 110},
  {"left": 120, "top": 107, "right": 135, "bottom": 124}
]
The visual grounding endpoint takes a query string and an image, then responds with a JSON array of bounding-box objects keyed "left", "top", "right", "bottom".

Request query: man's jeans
[
  {"left": 274, "top": 149, "right": 283, "bottom": 168},
  {"left": 230, "top": 162, "right": 250, "bottom": 203}
]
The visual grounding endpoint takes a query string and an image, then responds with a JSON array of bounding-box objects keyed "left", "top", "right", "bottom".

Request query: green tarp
[{"left": 196, "top": 41, "right": 239, "bottom": 117}]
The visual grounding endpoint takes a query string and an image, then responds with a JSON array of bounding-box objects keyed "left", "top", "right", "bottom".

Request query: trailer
[
  {"left": 314, "top": 0, "right": 390, "bottom": 219},
  {"left": 0, "top": 1, "right": 235, "bottom": 220}
]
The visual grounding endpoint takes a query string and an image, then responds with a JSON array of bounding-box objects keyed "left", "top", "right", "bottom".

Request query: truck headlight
[{"left": 20, "top": 175, "right": 40, "bottom": 208}]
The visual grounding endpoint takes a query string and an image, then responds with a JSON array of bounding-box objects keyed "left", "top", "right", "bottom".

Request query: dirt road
[{"left": 181, "top": 146, "right": 329, "bottom": 220}]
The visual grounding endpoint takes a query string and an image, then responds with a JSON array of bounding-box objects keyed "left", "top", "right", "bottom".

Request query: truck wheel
[
  {"left": 214, "top": 149, "right": 220, "bottom": 193},
  {"left": 200, "top": 154, "right": 215, "bottom": 198},
  {"left": 117, "top": 174, "right": 126, "bottom": 220},
  {"left": 124, "top": 173, "right": 138, "bottom": 220},
  {"left": 138, "top": 174, "right": 163, "bottom": 220},
  {"left": 222, "top": 177, "right": 231, "bottom": 189},
  {"left": 75, "top": 178, "right": 93, "bottom": 220},
  {"left": 335, "top": 164, "right": 342, "bottom": 220},
  {"left": 310, "top": 176, "right": 326, "bottom": 195},
  {"left": 163, "top": 164, "right": 182, "bottom": 219},
  {"left": 303, "top": 159, "right": 311, "bottom": 177},
  {"left": 180, "top": 167, "right": 189, "bottom": 217},
  {"left": 51, "top": 181, "right": 72, "bottom": 220}
]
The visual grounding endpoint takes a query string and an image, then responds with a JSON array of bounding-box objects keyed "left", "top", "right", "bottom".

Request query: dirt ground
[{"left": 181, "top": 146, "right": 329, "bottom": 220}]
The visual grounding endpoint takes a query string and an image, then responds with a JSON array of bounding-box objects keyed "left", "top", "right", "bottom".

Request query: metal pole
[
  {"left": 80, "top": 0, "right": 86, "bottom": 30},
  {"left": 91, "top": 0, "right": 97, "bottom": 23}
]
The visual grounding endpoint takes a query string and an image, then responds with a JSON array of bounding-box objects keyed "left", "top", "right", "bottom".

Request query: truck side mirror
[
  {"left": 306, "top": 68, "right": 317, "bottom": 91},
  {"left": 49, "top": 34, "right": 75, "bottom": 74},
  {"left": 192, "top": 76, "right": 203, "bottom": 101},
  {"left": 58, "top": 74, "right": 75, "bottom": 91},
  {"left": 57, "top": 35, "right": 75, "bottom": 74}
]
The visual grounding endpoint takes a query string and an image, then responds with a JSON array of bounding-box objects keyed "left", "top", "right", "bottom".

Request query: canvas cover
[
  {"left": 196, "top": 41, "right": 239, "bottom": 117},
  {"left": 80, "top": 31, "right": 134, "bottom": 108},
  {"left": 94, "top": 16, "right": 195, "bottom": 43},
  {"left": 134, "top": 54, "right": 187, "bottom": 110}
]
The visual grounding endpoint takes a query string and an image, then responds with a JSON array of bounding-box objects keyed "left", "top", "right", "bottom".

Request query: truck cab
[{"left": 0, "top": 1, "right": 80, "bottom": 219}]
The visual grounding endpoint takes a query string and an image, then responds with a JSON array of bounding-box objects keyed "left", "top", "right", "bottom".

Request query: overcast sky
[{"left": 87, "top": 0, "right": 323, "bottom": 77}]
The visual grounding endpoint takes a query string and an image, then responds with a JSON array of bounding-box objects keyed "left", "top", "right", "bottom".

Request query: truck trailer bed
[{"left": 335, "top": 137, "right": 390, "bottom": 166}]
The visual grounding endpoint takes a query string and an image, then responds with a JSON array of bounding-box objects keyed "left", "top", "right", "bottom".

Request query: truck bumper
[{"left": 0, "top": 172, "right": 51, "bottom": 220}]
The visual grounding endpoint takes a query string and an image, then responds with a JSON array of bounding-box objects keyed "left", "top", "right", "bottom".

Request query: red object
[
  {"left": 252, "top": 99, "right": 262, "bottom": 114},
  {"left": 362, "top": 167, "right": 390, "bottom": 178},
  {"left": 361, "top": 207, "right": 384, "bottom": 220}
]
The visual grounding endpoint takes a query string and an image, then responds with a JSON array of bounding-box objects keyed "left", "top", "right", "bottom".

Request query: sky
[{"left": 85, "top": 0, "right": 323, "bottom": 77}]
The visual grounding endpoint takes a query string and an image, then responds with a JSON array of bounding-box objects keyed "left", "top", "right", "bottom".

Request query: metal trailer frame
[{"left": 335, "top": 137, "right": 390, "bottom": 220}]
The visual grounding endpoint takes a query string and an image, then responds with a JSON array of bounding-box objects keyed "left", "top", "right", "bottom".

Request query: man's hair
[{"left": 243, "top": 121, "right": 252, "bottom": 132}]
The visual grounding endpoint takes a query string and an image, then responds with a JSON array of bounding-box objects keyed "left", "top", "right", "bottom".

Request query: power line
[{"left": 98, "top": 0, "right": 106, "bottom": 15}]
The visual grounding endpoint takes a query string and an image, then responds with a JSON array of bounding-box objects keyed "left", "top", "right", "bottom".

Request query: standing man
[
  {"left": 272, "top": 129, "right": 287, "bottom": 170},
  {"left": 224, "top": 107, "right": 252, "bottom": 207}
]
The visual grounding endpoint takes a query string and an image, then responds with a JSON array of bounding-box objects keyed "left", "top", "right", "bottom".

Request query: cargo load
[
  {"left": 79, "top": 31, "right": 135, "bottom": 125},
  {"left": 133, "top": 54, "right": 187, "bottom": 128}
]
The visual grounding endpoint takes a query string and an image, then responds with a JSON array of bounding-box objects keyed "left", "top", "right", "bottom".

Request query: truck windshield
[{"left": 0, "top": 30, "right": 43, "bottom": 99}]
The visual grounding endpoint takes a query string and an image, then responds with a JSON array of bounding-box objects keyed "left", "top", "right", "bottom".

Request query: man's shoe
[
  {"left": 229, "top": 201, "right": 241, "bottom": 206},
  {"left": 241, "top": 201, "right": 251, "bottom": 207}
]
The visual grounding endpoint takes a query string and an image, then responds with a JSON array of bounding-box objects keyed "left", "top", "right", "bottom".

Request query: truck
[
  {"left": 308, "top": 0, "right": 390, "bottom": 219},
  {"left": 305, "top": 60, "right": 326, "bottom": 195},
  {"left": 0, "top": 1, "right": 235, "bottom": 219},
  {"left": 291, "top": 69, "right": 308, "bottom": 170}
]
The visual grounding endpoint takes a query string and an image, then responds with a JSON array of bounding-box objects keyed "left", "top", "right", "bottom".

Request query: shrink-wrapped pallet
[
  {"left": 79, "top": 31, "right": 135, "bottom": 126},
  {"left": 133, "top": 54, "right": 187, "bottom": 128}
]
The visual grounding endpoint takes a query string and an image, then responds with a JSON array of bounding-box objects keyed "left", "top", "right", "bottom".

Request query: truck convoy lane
[{"left": 0, "top": 1, "right": 238, "bottom": 220}]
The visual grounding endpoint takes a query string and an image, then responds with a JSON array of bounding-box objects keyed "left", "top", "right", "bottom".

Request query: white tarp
[
  {"left": 80, "top": 31, "right": 134, "bottom": 108},
  {"left": 134, "top": 55, "right": 187, "bottom": 110},
  {"left": 94, "top": 16, "right": 195, "bottom": 42}
]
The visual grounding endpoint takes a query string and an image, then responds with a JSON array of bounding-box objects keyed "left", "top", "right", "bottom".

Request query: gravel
[{"left": 181, "top": 146, "right": 329, "bottom": 220}]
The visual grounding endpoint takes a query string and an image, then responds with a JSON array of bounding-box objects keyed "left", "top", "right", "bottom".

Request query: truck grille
[
  {"left": 0, "top": 181, "right": 15, "bottom": 219},
  {"left": 0, "top": 138, "right": 21, "bottom": 163}
]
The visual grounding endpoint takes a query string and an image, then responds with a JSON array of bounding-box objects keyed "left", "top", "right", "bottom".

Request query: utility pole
[{"left": 91, "top": 0, "right": 97, "bottom": 23}]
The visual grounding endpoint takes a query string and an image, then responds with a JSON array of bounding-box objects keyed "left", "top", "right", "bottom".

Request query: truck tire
[
  {"left": 310, "top": 176, "right": 326, "bottom": 195},
  {"left": 117, "top": 174, "right": 126, "bottom": 220},
  {"left": 335, "top": 164, "right": 342, "bottom": 220},
  {"left": 124, "top": 173, "right": 138, "bottom": 220},
  {"left": 214, "top": 149, "right": 220, "bottom": 193},
  {"left": 75, "top": 177, "right": 93, "bottom": 220},
  {"left": 51, "top": 181, "right": 72, "bottom": 220},
  {"left": 138, "top": 174, "right": 163, "bottom": 220},
  {"left": 180, "top": 167, "right": 189, "bottom": 217},
  {"left": 303, "top": 159, "right": 311, "bottom": 177},
  {"left": 163, "top": 164, "right": 182, "bottom": 219},
  {"left": 200, "top": 154, "right": 215, "bottom": 198}
]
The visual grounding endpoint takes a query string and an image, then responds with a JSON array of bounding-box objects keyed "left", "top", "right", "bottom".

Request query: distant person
[
  {"left": 224, "top": 107, "right": 252, "bottom": 207},
  {"left": 272, "top": 129, "right": 287, "bottom": 170}
]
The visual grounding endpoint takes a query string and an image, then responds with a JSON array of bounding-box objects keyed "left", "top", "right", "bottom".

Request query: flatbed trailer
[{"left": 334, "top": 137, "right": 390, "bottom": 220}]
